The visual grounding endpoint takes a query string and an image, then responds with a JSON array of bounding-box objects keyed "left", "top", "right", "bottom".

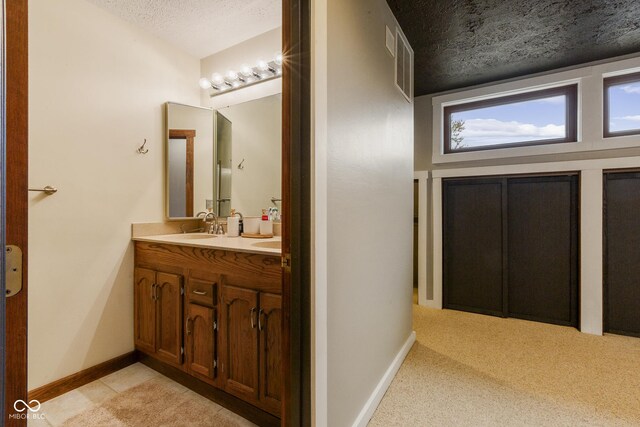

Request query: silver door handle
[
  {"left": 192, "top": 290, "right": 207, "bottom": 296},
  {"left": 28, "top": 185, "right": 57, "bottom": 195}
]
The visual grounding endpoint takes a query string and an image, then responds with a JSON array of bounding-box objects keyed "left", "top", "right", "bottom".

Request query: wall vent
[{"left": 395, "top": 28, "right": 413, "bottom": 102}]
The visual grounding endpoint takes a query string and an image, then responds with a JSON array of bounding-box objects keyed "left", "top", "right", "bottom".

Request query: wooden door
[
  {"left": 604, "top": 172, "right": 640, "bottom": 337},
  {"left": 259, "top": 293, "right": 283, "bottom": 416},
  {"left": 4, "top": 1, "right": 28, "bottom": 424},
  {"left": 134, "top": 268, "right": 156, "bottom": 353},
  {"left": 507, "top": 176, "right": 578, "bottom": 326},
  {"left": 443, "top": 178, "right": 505, "bottom": 316},
  {"left": 221, "top": 284, "right": 259, "bottom": 403},
  {"left": 156, "top": 272, "right": 183, "bottom": 366},
  {"left": 186, "top": 303, "right": 216, "bottom": 380}
]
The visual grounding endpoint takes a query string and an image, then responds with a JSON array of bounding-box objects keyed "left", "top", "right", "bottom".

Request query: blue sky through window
[
  {"left": 608, "top": 82, "right": 640, "bottom": 133},
  {"left": 450, "top": 96, "right": 567, "bottom": 149}
]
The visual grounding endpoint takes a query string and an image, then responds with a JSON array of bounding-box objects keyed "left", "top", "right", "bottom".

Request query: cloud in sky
[
  {"left": 620, "top": 85, "right": 640, "bottom": 95},
  {"left": 532, "top": 95, "right": 565, "bottom": 105},
  {"left": 619, "top": 115, "right": 640, "bottom": 121},
  {"left": 459, "top": 118, "right": 565, "bottom": 146}
]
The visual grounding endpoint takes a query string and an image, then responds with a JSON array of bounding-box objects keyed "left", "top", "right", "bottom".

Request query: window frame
[
  {"left": 443, "top": 84, "right": 579, "bottom": 154},
  {"left": 603, "top": 71, "right": 640, "bottom": 138}
]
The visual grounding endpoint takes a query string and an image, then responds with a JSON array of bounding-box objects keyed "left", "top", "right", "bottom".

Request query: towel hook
[
  {"left": 137, "top": 139, "right": 149, "bottom": 154},
  {"left": 237, "top": 158, "right": 245, "bottom": 169}
]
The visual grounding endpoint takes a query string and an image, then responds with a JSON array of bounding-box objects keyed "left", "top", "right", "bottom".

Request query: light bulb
[
  {"left": 226, "top": 70, "right": 238, "bottom": 81},
  {"left": 199, "top": 78, "right": 211, "bottom": 89},
  {"left": 258, "top": 60, "right": 269, "bottom": 71},
  {"left": 276, "top": 68, "right": 282, "bottom": 75},
  {"left": 240, "top": 65, "right": 253, "bottom": 76},
  {"left": 232, "top": 81, "right": 241, "bottom": 88},
  {"left": 211, "top": 73, "right": 224, "bottom": 84},
  {"left": 275, "top": 53, "right": 283, "bottom": 65}
]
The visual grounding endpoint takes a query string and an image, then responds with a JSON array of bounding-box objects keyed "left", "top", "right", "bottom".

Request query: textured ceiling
[
  {"left": 386, "top": 0, "right": 640, "bottom": 96},
  {"left": 87, "top": 0, "right": 281, "bottom": 58}
]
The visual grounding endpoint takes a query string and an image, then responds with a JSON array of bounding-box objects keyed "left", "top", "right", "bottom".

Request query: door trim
[
  {"left": 282, "top": 0, "right": 311, "bottom": 424},
  {"left": 4, "top": 1, "right": 28, "bottom": 424}
]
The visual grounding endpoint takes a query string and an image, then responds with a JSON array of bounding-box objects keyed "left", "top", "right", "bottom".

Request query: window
[
  {"left": 604, "top": 72, "right": 640, "bottom": 138},
  {"left": 443, "top": 85, "right": 578, "bottom": 153}
]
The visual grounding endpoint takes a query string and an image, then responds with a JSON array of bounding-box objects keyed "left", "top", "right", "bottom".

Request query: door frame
[
  {"left": 4, "top": 0, "right": 29, "bottom": 425},
  {"left": 282, "top": 0, "right": 311, "bottom": 424}
]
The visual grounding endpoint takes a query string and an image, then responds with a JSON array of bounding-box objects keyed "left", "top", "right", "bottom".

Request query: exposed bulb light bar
[{"left": 198, "top": 54, "right": 283, "bottom": 97}]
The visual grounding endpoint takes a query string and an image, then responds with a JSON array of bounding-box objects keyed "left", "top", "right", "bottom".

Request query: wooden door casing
[
  {"left": 156, "top": 272, "right": 183, "bottom": 366},
  {"left": 134, "top": 268, "right": 157, "bottom": 354},
  {"left": 186, "top": 303, "right": 216, "bottom": 380},
  {"left": 260, "top": 293, "right": 283, "bottom": 416},
  {"left": 221, "top": 284, "right": 259, "bottom": 403}
]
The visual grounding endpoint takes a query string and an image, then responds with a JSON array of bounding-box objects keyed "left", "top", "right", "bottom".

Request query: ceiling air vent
[{"left": 395, "top": 28, "right": 413, "bottom": 102}]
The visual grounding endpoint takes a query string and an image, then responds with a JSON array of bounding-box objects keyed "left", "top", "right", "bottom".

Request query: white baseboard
[{"left": 351, "top": 331, "right": 417, "bottom": 427}]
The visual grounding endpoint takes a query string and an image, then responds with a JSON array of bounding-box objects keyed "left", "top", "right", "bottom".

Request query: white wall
[
  {"left": 28, "top": 0, "right": 200, "bottom": 389},
  {"left": 414, "top": 55, "right": 640, "bottom": 334},
  {"left": 314, "top": 0, "right": 415, "bottom": 425},
  {"left": 200, "top": 28, "right": 282, "bottom": 110},
  {"left": 218, "top": 94, "right": 282, "bottom": 217}
]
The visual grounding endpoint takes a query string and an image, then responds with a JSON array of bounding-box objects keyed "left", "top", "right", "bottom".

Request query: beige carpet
[
  {"left": 370, "top": 305, "right": 640, "bottom": 426},
  {"left": 59, "top": 376, "right": 255, "bottom": 427}
]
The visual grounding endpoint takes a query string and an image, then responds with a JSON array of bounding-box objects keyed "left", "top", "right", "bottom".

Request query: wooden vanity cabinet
[
  {"left": 185, "top": 276, "right": 218, "bottom": 384},
  {"left": 134, "top": 267, "right": 184, "bottom": 367},
  {"left": 134, "top": 241, "right": 282, "bottom": 419}
]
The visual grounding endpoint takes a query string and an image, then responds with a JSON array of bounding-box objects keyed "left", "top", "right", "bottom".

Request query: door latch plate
[{"left": 6, "top": 245, "right": 23, "bottom": 297}]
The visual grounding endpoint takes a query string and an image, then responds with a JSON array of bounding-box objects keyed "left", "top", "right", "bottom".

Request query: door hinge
[
  {"left": 6, "top": 245, "right": 23, "bottom": 297},
  {"left": 281, "top": 253, "right": 291, "bottom": 272}
]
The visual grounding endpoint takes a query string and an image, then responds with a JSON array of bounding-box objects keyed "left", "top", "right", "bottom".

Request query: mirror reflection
[{"left": 166, "top": 94, "right": 281, "bottom": 220}]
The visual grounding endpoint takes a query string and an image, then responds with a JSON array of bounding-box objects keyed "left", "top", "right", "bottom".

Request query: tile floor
[{"left": 28, "top": 363, "right": 256, "bottom": 426}]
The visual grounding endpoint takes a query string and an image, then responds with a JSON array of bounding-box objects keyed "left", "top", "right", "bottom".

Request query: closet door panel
[
  {"left": 507, "top": 176, "right": 578, "bottom": 326},
  {"left": 443, "top": 179, "right": 504, "bottom": 315},
  {"left": 605, "top": 172, "right": 640, "bottom": 337}
]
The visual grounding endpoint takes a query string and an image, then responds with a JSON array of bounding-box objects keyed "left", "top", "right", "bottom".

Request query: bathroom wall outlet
[{"left": 206, "top": 199, "right": 214, "bottom": 210}]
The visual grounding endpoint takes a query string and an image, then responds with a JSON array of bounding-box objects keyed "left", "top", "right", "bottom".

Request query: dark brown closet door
[
  {"left": 507, "top": 176, "right": 578, "bottom": 326},
  {"left": 443, "top": 178, "right": 505, "bottom": 316},
  {"left": 605, "top": 172, "right": 640, "bottom": 337}
]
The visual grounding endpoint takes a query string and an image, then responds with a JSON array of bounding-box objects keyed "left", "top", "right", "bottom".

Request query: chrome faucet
[{"left": 202, "top": 212, "right": 225, "bottom": 235}]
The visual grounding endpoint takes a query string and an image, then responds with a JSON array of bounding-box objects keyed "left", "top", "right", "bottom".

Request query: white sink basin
[
  {"left": 251, "top": 241, "right": 281, "bottom": 250},
  {"left": 174, "top": 234, "right": 217, "bottom": 240}
]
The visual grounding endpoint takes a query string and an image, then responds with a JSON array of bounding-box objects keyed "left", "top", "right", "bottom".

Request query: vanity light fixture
[{"left": 199, "top": 54, "right": 283, "bottom": 97}]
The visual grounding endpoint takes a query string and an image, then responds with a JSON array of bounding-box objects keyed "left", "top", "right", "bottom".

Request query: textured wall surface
[
  {"left": 86, "top": 0, "right": 281, "bottom": 58},
  {"left": 386, "top": 0, "right": 640, "bottom": 95}
]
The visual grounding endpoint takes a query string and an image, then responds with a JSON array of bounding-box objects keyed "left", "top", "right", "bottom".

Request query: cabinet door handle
[
  {"left": 258, "top": 309, "right": 264, "bottom": 331},
  {"left": 151, "top": 284, "right": 156, "bottom": 300},
  {"left": 186, "top": 317, "right": 192, "bottom": 335},
  {"left": 250, "top": 307, "right": 256, "bottom": 329},
  {"left": 192, "top": 290, "right": 207, "bottom": 296}
]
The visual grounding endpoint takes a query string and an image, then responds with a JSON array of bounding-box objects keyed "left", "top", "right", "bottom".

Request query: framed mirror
[{"left": 165, "top": 94, "right": 282, "bottom": 220}]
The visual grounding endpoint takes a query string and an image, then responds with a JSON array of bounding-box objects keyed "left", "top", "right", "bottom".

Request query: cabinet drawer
[{"left": 188, "top": 278, "right": 218, "bottom": 307}]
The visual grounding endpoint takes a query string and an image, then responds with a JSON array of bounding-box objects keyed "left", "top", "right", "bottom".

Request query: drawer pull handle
[
  {"left": 192, "top": 290, "right": 207, "bottom": 296},
  {"left": 186, "top": 317, "right": 193, "bottom": 335},
  {"left": 258, "top": 309, "right": 264, "bottom": 331}
]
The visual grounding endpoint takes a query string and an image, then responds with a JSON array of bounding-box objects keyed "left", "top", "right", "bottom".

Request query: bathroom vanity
[{"left": 132, "top": 233, "right": 282, "bottom": 420}]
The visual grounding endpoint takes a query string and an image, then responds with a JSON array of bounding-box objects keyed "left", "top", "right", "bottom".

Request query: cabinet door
[
  {"left": 186, "top": 303, "right": 216, "bottom": 380},
  {"left": 259, "top": 293, "right": 282, "bottom": 416},
  {"left": 221, "top": 284, "right": 259, "bottom": 402},
  {"left": 156, "top": 272, "right": 184, "bottom": 366},
  {"left": 134, "top": 267, "right": 156, "bottom": 353}
]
